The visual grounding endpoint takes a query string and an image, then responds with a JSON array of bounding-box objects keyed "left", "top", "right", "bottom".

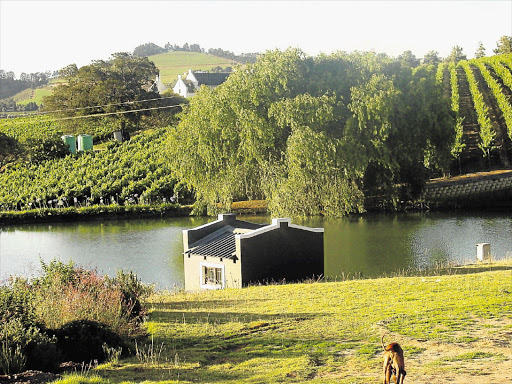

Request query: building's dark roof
[
  {"left": 186, "top": 231, "right": 237, "bottom": 260},
  {"left": 185, "top": 219, "right": 264, "bottom": 260},
  {"left": 182, "top": 79, "right": 196, "bottom": 93},
  {"left": 193, "top": 72, "right": 230, "bottom": 86}
]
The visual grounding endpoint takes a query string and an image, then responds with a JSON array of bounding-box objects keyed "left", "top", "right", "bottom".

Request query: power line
[
  {"left": 1, "top": 96, "right": 183, "bottom": 119},
  {"left": 52, "top": 104, "right": 185, "bottom": 121},
  {"left": 3, "top": 103, "right": 187, "bottom": 124},
  {"left": 39, "top": 96, "right": 181, "bottom": 115}
]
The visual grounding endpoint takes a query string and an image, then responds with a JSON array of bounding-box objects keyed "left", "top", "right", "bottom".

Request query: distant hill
[
  {"left": 12, "top": 86, "right": 53, "bottom": 106},
  {"left": 149, "top": 51, "right": 237, "bottom": 85},
  {"left": 2, "top": 52, "right": 236, "bottom": 106}
]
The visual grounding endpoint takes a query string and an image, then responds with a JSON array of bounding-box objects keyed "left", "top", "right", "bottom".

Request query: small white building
[
  {"left": 149, "top": 74, "right": 167, "bottom": 94},
  {"left": 183, "top": 214, "right": 324, "bottom": 291},
  {"left": 173, "top": 69, "right": 230, "bottom": 98}
]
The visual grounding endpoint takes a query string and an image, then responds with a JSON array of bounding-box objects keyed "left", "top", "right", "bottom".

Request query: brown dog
[{"left": 381, "top": 336, "right": 406, "bottom": 384}]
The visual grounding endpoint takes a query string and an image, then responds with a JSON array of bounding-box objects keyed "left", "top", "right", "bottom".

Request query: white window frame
[{"left": 200, "top": 262, "right": 225, "bottom": 290}]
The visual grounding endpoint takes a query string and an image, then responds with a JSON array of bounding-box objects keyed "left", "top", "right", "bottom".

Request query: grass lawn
[{"left": 53, "top": 261, "right": 512, "bottom": 384}]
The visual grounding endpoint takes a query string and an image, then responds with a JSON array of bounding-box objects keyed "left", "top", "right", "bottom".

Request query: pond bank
[
  {"left": 0, "top": 204, "right": 194, "bottom": 225},
  {"left": 0, "top": 201, "right": 269, "bottom": 226}
]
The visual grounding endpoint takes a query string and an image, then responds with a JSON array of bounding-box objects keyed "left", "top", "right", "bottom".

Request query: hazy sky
[{"left": 1, "top": 0, "right": 511, "bottom": 76}]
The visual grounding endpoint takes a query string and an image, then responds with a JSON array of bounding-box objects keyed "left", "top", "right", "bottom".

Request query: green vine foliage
[
  {"left": 0, "top": 128, "right": 179, "bottom": 211},
  {"left": 449, "top": 63, "right": 465, "bottom": 160},
  {"left": 459, "top": 60, "right": 495, "bottom": 157},
  {"left": 475, "top": 57, "right": 512, "bottom": 140}
]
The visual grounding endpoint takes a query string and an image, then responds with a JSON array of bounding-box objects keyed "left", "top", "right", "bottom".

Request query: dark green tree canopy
[
  {"left": 475, "top": 42, "right": 486, "bottom": 58},
  {"left": 133, "top": 42, "right": 166, "bottom": 57},
  {"left": 423, "top": 51, "right": 441, "bottom": 65},
  {"left": 167, "top": 49, "right": 454, "bottom": 217},
  {"left": 43, "top": 53, "right": 162, "bottom": 133}
]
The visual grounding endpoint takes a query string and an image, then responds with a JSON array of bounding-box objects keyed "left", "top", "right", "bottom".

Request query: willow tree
[{"left": 168, "top": 49, "right": 454, "bottom": 216}]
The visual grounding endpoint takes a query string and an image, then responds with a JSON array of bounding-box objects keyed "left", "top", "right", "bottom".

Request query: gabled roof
[
  {"left": 149, "top": 75, "right": 167, "bottom": 94},
  {"left": 184, "top": 215, "right": 324, "bottom": 261},
  {"left": 186, "top": 228, "right": 237, "bottom": 260},
  {"left": 182, "top": 79, "right": 196, "bottom": 93},
  {"left": 185, "top": 224, "right": 258, "bottom": 260},
  {"left": 193, "top": 72, "right": 230, "bottom": 86}
]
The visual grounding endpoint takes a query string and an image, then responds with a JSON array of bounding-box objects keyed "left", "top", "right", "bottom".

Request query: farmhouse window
[{"left": 202, "top": 264, "right": 224, "bottom": 287}]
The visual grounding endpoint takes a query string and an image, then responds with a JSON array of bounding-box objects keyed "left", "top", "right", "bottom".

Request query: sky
[{"left": 1, "top": 0, "right": 511, "bottom": 77}]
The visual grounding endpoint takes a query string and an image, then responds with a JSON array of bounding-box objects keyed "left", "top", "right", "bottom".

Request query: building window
[{"left": 200, "top": 263, "right": 224, "bottom": 289}]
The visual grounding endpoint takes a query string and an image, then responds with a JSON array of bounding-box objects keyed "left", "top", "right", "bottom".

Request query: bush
[
  {"left": 0, "top": 318, "right": 60, "bottom": 374},
  {"left": 0, "top": 281, "right": 35, "bottom": 325},
  {"left": 106, "top": 270, "right": 154, "bottom": 322},
  {"left": 0, "top": 260, "right": 152, "bottom": 370},
  {"left": 0, "top": 341, "right": 26, "bottom": 375},
  {"left": 53, "top": 320, "right": 125, "bottom": 363}
]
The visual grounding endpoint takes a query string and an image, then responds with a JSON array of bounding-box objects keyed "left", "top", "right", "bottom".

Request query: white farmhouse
[{"left": 173, "top": 69, "right": 230, "bottom": 98}]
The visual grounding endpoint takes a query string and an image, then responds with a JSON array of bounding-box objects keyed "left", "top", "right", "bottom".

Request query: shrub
[
  {"left": 0, "top": 318, "right": 60, "bottom": 373},
  {"left": 0, "top": 280, "right": 36, "bottom": 325},
  {"left": 33, "top": 268, "right": 134, "bottom": 336},
  {"left": 1, "top": 259, "right": 152, "bottom": 369},
  {"left": 106, "top": 270, "right": 154, "bottom": 323},
  {"left": 0, "top": 341, "right": 26, "bottom": 375},
  {"left": 53, "top": 320, "right": 125, "bottom": 363}
]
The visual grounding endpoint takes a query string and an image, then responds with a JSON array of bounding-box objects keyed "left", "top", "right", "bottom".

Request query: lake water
[{"left": 1, "top": 212, "right": 511, "bottom": 289}]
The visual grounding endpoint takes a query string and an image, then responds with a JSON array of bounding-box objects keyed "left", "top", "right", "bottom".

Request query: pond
[{"left": 1, "top": 212, "right": 511, "bottom": 289}]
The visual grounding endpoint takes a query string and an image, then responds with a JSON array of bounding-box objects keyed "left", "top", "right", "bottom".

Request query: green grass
[
  {"left": 10, "top": 85, "right": 53, "bottom": 105},
  {"left": 148, "top": 52, "right": 237, "bottom": 84},
  {"left": 50, "top": 265, "right": 512, "bottom": 384}
]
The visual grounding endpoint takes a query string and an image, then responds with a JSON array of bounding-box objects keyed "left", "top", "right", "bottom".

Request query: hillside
[
  {"left": 12, "top": 86, "right": 53, "bottom": 106},
  {"left": 148, "top": 51, "right": 237, "bottom": 85},
  {"left": 2, "top": 52, "right": 236, "bottom": 106}
]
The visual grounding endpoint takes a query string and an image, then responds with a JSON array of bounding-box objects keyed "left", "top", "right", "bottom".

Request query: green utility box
[
  {"left": 61, "top": 135, "right": 77, "bottom": 154},
  {"left": 77, "top": 134, "right": 93, "bottom": 152}
]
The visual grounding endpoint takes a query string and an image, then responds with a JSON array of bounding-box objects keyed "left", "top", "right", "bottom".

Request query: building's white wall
[
  {"left": 184, "top": 254, "right": 241, "bottom": 291},
  {"left": 186, "top": 69, "right": 199, "bottom": 87},
  {"left": 173, "top": 76, "right": 189, "bottom": 98}
]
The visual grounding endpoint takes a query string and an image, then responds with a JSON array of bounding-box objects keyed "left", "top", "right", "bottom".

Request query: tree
[
  {"left": 397, "top": 50, "right": 420, "bottom": 67},
  {"left": 423, "top": 51, "right": 441, "bottom": 65},
  {"left": 133, "top": 42, "right": 165, "bottom": 57},
  {"left": 43, "top": 53, "right": 160, "bottom": 134},
  {"left": 189, "top": 44, "right": 202, "bottom": 53},
  {"left": 475, "top": 42, "right": 486, "bottom": 58},
  {"left": 446, "top": 46, "right": 467, "bottom": 64},
  {"left": 493, "top": 35, "right": 512, "bottom": 54},
  {"left": 168, "top": 49, "right": 454, "bottom": 216}
]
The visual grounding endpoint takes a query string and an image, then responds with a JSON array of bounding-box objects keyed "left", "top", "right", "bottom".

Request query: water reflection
[{"left": 1, "top": 212, "right": 511, "bottom": 288}]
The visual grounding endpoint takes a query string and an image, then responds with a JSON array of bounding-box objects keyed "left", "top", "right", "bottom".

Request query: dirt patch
[
  {"left": 0, "top": 371, "right": 59, "bottom": 384},
  {"left": 378, "top": 317, "right": 512, "bottom": 384}
]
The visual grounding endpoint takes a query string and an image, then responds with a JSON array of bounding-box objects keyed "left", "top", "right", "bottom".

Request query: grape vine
[
  {"left": 459, "top": 60, "right": 495, "bottom": 159},
  {"left": 449, "top": 63, "right": 465, "bottom": 164},
  {"left": 0, "top": 128, "right": 182, "bottom": 211},
  {"left": 472, "top": 60, "right": 512, "bottom": 140}
]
